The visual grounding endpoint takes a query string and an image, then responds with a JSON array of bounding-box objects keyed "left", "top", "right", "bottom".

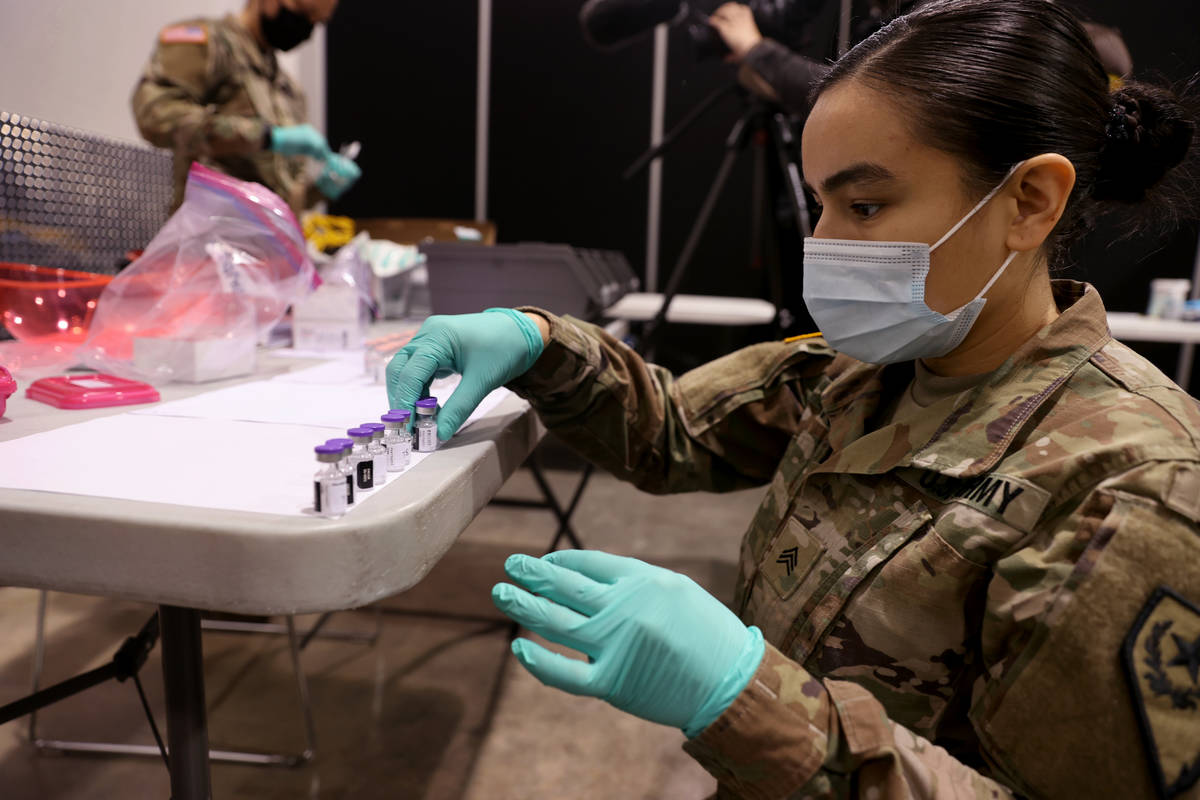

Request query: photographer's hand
[{"left": 709, "top": 3, "right": 763, "bottom": 63}]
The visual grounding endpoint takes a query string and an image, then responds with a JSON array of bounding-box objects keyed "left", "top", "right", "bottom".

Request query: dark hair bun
[{"left": 1094, "top": 82, "right": 1195, "bottom": 203}]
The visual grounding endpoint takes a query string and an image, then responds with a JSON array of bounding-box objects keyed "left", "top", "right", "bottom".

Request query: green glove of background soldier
[
  {"left": 269, "top": 123, "right": 331, "bottom": 159},
  {"left": 315, "top": 152, "right": 362, "bottom": 200},
  {"left": 386, "top": 309, "right": 545, "bottom": 441},
  {"left": 492, "top": 551, "right": 766, "bottom": 737}
]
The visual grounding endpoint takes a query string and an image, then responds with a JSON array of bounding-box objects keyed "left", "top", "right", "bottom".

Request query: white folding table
[
  {"left": 1107, "top": 312, "right": 1200, "bottom": 387},
  {"left": 0, "top": 346, "right": 544, "bottom": 799}
]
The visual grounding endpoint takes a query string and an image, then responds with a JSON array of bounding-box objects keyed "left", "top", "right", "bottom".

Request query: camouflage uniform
[
  {"left": 509, "top": 280, "right": 1200, "bottom": 799},
  {"left": 131, "top": 15, "right": 311, "bottom": 212}
]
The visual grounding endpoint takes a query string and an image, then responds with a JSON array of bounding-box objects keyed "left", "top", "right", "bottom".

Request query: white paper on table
[
  {"left": 0, "top": 391, "right": 511, "bottom": 516},
  {"left": 131, "top": 373, "right": 502, "bottom": 432},
  {"left": 270, "top": 358, "right": 372, "bottom": 386},
  {"left": 268, "top": 348, "right": 366, "bottom": 360}
]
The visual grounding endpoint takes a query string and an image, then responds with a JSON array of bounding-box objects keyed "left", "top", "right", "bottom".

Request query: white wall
[{"left": 0, "top": 0, "right": 325, "bottom": 144}]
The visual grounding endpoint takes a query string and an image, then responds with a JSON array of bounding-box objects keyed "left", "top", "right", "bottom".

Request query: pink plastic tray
[{"left": 26, "top": 373, "right": 160, "bottom": 410}]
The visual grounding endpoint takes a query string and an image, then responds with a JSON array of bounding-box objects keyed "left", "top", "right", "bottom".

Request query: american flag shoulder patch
[{"left": 160, "top": 24, "right": 208, "bottom": 45}]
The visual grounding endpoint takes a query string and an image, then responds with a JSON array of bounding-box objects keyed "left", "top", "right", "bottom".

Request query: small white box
[
  {"left": 292, "top": 285, "right": 368, "bottom": 351},
  {"left": 133, "top": 335, "right": 257, "bottom": 384}
]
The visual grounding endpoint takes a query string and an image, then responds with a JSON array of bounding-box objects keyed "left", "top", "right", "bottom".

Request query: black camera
[{"left": 580, "top": 0, "right": 829, "bottom": 61}]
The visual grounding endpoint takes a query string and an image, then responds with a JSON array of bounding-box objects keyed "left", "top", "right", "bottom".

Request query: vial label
[
  {"left": 387, "top": 439, "right": 411, "bottom": 471},
  {"left": 356, "top": 459, "right": 374, "bottom": 490},
  {"left": 316, "top": 478, "right": 347, "bottom": 517},
  {"left": 373, "top": 454, "right": 388, "bottom": 485},
  {"left": 346, "top": 474, "right": 355, "bottom": 504},
  {"left": 418, "top": 425, "right": 437, "bottom": 452}
]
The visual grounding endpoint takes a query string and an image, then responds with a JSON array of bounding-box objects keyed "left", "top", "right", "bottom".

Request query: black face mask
[{"left": 260, "top": 5, "right": 314, "bottom": 52}]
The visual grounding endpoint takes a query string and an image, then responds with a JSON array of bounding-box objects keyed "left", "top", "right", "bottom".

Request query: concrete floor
[{"left": 0, "top": 468, "right": 766, "bottom": 799}]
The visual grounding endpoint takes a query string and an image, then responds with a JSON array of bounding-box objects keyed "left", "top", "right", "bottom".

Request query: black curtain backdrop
[{"left": 327, "top": 0, "right": 1199, "bottom": 386}]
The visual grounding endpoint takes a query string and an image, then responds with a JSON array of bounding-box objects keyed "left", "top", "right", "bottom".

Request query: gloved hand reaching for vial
[
  {"left": 491, "top": 550, "right": 766, "bottom": 737},
  {"left": 386, "top": 309, "right": 545, "bottom": 441}
]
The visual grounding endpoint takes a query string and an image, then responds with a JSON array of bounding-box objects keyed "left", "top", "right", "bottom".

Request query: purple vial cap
[
  {"left": 348, "top": 426, "right": 373, "bottom": 438},
  {"left": 327, "top": 438, "right": 353, "bottom": 451},
  {"left": 416, "top": 397, "right": 438, "bottom": 409},
  {"left": 382, "top": 411, "right": 411, "bottom": 423},
  {"left": 362, "top": 422, "right": 385, "bottom": 432},
  {"left": 315, "top": 443, "right": 343, "bottom": 456}
]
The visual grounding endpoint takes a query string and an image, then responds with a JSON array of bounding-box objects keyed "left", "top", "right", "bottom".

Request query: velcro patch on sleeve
[
  {"left": 1122, "top": 586, "right": 1200, "bottom": 800},
  {"left": 898, "top": 469, "right": 1051, "bottom": 532},
  {"left": 160, "top": 24, "right": 208, "bottom": 45}
]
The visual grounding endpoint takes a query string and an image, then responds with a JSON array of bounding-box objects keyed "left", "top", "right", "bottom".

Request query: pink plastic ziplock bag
[{"left": 79, "top": 164, "right": 315, "bottom": 383}]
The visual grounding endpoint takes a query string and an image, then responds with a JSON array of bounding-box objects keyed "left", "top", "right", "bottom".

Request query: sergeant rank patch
[{"left": 1122, "top": 586, "right": 1200, "bottom": 799}]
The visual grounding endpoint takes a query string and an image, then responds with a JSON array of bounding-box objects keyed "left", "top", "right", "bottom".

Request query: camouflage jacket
[
  {"left": 131, "top": 15, "right": 310, "bottom": 212},
  {"left": 511, "top": 281, "right": 1200, "bottom": 800}
]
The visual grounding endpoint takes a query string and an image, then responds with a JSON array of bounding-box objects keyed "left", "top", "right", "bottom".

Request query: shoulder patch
[
  {"left": 1122, "top": 586, "right": 1200, "bottom": 799},
  {"left": 160, "top": 24, "right": 208, "bottom": 45}
]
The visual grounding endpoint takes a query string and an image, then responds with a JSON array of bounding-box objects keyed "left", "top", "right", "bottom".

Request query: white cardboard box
[
  {"left": 292, "top": 285, "right": 368, "bottom": 351},
  {"left": 133, "top": 335, "right": 257, "bottom": 383}
]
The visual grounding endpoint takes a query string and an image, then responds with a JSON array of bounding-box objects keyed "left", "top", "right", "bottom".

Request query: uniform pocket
[
  {"left": 813, "top": 525, "right": 990, "bottom": 738},
  {"left": 783, "top": 502, "right": 933, "bottom": 659}
]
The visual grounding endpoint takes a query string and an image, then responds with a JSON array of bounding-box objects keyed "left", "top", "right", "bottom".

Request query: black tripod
[{"left": 625, "top": 83, "right": 815, "bottom": 356}]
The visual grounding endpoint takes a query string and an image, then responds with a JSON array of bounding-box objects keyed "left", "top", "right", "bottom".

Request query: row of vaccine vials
[{"left": 312, "top": 396, "right": 440, "bottom": 518}]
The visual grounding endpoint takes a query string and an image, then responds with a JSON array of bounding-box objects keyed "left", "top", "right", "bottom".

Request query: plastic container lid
[
  {"left": 327, "top": 438, "right": 353, "bottom": 452},
  {"left": 363, "top": 422, "right": 385, "bottom": 432},
  {"left": 347, "top": 427, "right": 373, "bottom": 440},
  {"left": 315, "top": 443, "right": 343, "bottom": 456},
  {"left": 26, "top": 373, "right": 160, "bottom": 410},
  {"left": 416, "top": 397, "right": 438, "bottom": 409},
  {"left": 382, "top": 410, "right": 411, "bottom": 423}
]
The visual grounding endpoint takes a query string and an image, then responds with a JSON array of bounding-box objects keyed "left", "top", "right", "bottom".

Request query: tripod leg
[
  {"left": 641, "top": 112, "right": 754, "bottom": 356},
  {"left": 770, "top": 112, "right": 812, "bottom": 236}
]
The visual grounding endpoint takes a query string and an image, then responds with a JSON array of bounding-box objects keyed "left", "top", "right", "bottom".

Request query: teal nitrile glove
[
  {"left": 315, "top": 153, "right": 362, "bottom": 200},
  {"left": 269, "top": 124, "right": 331, "bottom": 158},
  {"left": 386, "top": 309, "right": 544, "bottom": 441},
  {"left": 492, "top": 551, "right": 766, "bottom": 737}
]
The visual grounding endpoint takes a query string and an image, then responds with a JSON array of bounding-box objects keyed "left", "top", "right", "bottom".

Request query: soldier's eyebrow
[{"left": 805, "top": 162, "right": 898, "bottom": 197}]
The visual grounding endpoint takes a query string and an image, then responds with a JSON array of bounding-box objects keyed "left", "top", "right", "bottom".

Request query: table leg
[{"left": 159, "top": 606, "right": 212, "bottom": 800}]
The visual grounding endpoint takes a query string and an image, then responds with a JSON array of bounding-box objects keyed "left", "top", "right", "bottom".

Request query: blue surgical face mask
[{"left": 802, "top": 162, "right": 1024, "bottom": 365}]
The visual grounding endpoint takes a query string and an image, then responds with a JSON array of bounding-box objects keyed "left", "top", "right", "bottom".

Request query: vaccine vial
[
  {"left": 347, "top": 427, "right": 376, "bottom": 491},
  {"left": 326, "top": 438, "right": 355, "bottom": 505},
  {"left": 363, "top": 422, "right": 389, "bottom": 486},
  {"left": 314, "top": 444, "right": 348, "bottom": 517},
  {"left": 415, "top": 397, "right": 439, "bottom": 452},
  {"left": 381, "top": 410, "right": 412, "bottom": 471}
]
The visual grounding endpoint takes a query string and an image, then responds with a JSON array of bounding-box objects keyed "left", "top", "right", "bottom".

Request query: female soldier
[{"left": 387, "top": 1, "right": 1199, "bottom": 796}]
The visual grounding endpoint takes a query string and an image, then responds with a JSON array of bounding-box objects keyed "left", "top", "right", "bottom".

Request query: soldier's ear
[{"left": 1005, "top": 154, "right": 1075, "bottom": 254}]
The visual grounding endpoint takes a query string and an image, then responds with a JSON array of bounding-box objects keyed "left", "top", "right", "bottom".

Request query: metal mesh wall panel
[{"left": 0, "top": 110, "right": 173, "bottom": 275}]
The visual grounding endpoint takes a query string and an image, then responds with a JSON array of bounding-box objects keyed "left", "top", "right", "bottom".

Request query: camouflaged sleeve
[
  {"left": 684, "top": 645, "right": 1016, "bottom": 800},
  {"left": 507, "top": 309, "right": 835, "bottom": 494},
  {"left": 131, "top": 24, "right": 269, "bottom": 157}
]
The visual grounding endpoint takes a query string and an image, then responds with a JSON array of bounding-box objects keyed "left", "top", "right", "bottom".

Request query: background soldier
[{"left": 131, "top": 0, "right": 359, "bottom": 212}]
